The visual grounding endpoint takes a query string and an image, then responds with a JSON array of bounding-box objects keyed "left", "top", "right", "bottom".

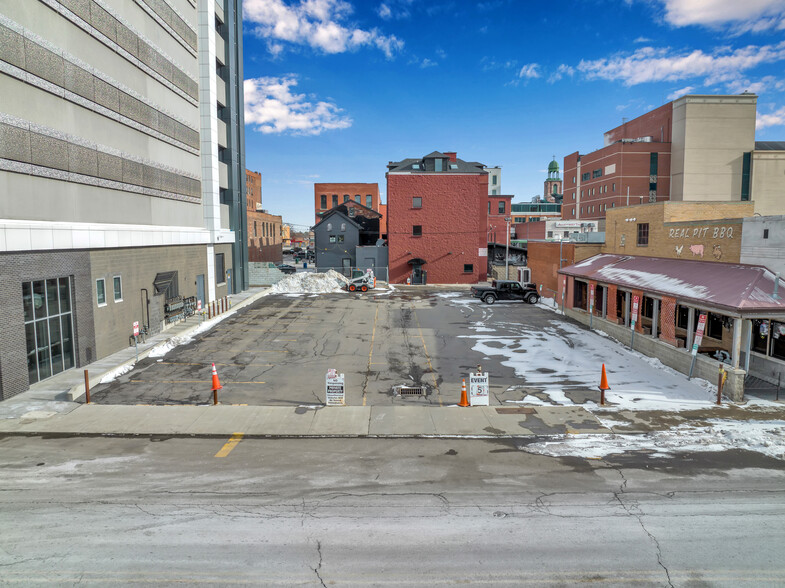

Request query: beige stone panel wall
[
  {"left": 1, "top": 76, "right": 199, "bottom": 175},
  {"left": 751, "top": 152, "right": 785, "bottom": 217},
  {"left": 0, "top": 172, "right": 204, "bottom": 227},
  {"left": 90, "top": 244, "right": 207, "bottom": 358},
  {"left": 104, "top": 0, "right": 197, "bottom": 78},
  {"left": 4, "top": 0, "right": 198, "bottom": 128}
]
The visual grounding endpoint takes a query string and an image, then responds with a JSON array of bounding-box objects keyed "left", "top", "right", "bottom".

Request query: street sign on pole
[
  {"left": 688, "top": 313, "right": 708, "bottom": 379},
  {"left": 133, "top": 321, "right": 140, "bottom": 337},
  {"left": 630, "top": 295, "right": 640, "bottom": 347},
  {"left": 325, "top": 369, "right": 346, "bottom": 406},
  {"left": 468, "top": 372, "right": 489, "bottom": 406},
  {"left": 132, "top": 321, "right": 140, "bottom": 362}
]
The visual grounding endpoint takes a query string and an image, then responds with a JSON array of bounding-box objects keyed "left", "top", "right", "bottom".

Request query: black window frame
[
  {"left": 463, "top": 264, "right": 473, "bottom": 273},
  {"left": 412, "top": 225, "right": 422, "bottom": 237},
  {"left": 637, "top": 223, "right": 649, "bottom": 246},
  {"left": 320, "top": 194, "right": 327, "bottom": 209}
]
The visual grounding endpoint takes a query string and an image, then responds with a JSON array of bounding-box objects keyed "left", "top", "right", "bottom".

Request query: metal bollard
[{"left": 84, "top": 369, "right": 91, "bottom": 404}]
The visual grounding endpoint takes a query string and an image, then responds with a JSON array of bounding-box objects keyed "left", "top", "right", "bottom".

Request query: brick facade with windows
[
  {"left": 314, "top": 183, "right": 380, "bottom": 225},
  {"left": 246, "top": 169, "right": 282, "bottom": 259},
  {"left": 387, "top": 151, "right": 488, "bottom": 284},
  {"left": 487, "top": 195, "right": 513, "bottom": 243}
]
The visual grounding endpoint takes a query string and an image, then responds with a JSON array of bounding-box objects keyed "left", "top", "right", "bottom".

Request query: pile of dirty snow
[{"left": 266, "top": 270, "right": 349, "bottom": 294}]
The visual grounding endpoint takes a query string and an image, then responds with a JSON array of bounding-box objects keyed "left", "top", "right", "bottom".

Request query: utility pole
[{"left": 505, "top": 217, "right": 511, "bottom": 279}]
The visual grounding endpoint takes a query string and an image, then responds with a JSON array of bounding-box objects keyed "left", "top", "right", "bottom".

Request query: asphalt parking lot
[{"left": 90, "top": 287, "right": 596, "bottom": 407}]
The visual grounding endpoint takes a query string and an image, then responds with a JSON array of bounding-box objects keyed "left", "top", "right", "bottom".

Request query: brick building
[
  {"left": 487, "top": 195, "right": 513, "bottom": 244},
  {"left": 314, "top": 183, "right": 380, "bottom": 225},
  {"left": 245, "top": 169, "right": 282, "bottom": 262},
  {"left": 603, "top": 201, "right": 753, "bottom": 262},
  {"left": 387, "top": 151, "right": 488, "bottom": 284},
  {"left": 562, "top": 94, "right": 766, "bottom": 221}
]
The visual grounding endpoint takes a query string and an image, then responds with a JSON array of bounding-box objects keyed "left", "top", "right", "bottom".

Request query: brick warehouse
[
  {"left": 387, "top": 151, "right": 488, "bottom": 284},
  {"left": 314, "top": 183, "right": 381, "bottom": 225}
]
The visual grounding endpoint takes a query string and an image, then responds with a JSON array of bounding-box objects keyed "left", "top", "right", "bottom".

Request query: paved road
[
  {"left": 1, "top": 435, "right": 784, "bottom": 586},
  {"left": 88, "top": 288, "right": 710, "bottom": 408}
]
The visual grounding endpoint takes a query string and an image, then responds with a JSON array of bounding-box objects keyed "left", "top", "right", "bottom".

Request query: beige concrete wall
[
  {"left": 751, "top": 151, "right": 785, "bottom": 217},
  {"left": 671, "top": 95, "right": 757, "bottom": 202},
  {"left": 604, "top": 201, "right": 752, "bottom": 262}
]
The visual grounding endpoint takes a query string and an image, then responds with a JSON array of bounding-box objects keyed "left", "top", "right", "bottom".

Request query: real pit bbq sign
[{"left": 325, "top": 369, "right": 346, "bottom": 406}]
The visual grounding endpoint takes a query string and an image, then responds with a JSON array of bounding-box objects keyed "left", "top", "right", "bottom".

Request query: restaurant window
[
  {"left": 771, "top": 321, "right": 785, "bottom": 360},
  {"left": 706, "top": 312, "right": 724, "bottom": 339},
  {"left": 677, "top": 305, "right": 692, "bottom": 329},
  {"left": 595, "top": 285, "right": 605, "bottom": 317},
  {"left": 616, "top": 290, "right": 626, "bottom": 322},
  {"left": 752, "top": 320, "right": 769, "bottom": 354},
  {"left": 637, "top": 223, "right": 649, "bottom": 246}
]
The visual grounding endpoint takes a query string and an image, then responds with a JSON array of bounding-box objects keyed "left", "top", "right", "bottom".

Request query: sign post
[
  {"left": 687, "top": 313, "right": 707, "bottom": 380},
  {"left": 589, "top": 284, "right": 595, "bottom": 330},
  {"left": 325, "top": 369, "right": 346, "bottom": 406},
  {"left": 630, "top": 295, "right": 640, "bottom": 348},
  {"left": 468, "top": 371, "right": 489, "bottom": 406},
  {"left": 133, "top": 321, "right": 140, "bottom": 362}
]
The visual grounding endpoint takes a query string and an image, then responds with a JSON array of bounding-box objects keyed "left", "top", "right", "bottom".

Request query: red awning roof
[{"left": 559, "top": 254, "right": 785, "bottom": 314}]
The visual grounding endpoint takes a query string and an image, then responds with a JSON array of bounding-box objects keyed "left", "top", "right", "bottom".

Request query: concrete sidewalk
[{"left": 0, "top": 403, "right": 609, "bottom": 438}]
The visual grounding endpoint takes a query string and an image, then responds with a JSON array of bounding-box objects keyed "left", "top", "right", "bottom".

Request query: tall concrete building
[{"left": 0, "top": 0, "right": 246, "bottom": 398}]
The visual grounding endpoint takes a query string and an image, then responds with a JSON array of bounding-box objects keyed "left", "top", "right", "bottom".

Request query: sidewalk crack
[{"left": 312, "top": 540, "right": 326, "bottom": 588}]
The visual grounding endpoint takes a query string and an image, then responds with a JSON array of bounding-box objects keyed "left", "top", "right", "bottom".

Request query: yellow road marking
[
  {"left": 273, "top": 339, "right": 299, "bottom": 342},
  {"left": 214, "top": 433, "right": 244, "bottom": 457},
  {"left": 413, "top": 309, "right": 442, "bottom": 406},
  {"left": 364, "top": 306, "right": 380, "bottom": 406}
]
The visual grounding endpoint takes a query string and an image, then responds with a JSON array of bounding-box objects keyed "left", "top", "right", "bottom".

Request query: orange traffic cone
[
  {"left": 458, "top": 378, "right": 470, "bottom": 407},
  {"left": 599, "top": 363, "right": 610, "bottom": 406},
  {"left": 211, "top": 363, "right": 222, "bottom": 405}
]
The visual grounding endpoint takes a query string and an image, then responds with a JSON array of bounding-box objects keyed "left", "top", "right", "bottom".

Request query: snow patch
[
  {"left": 148, "top": 335, "right": 194, "bottom": 358},
  {"left": 100, "top": 363, "right": 135, "bottom": 383},
  {"left": 526, "top": 420, "right": 785, "bottom": 460},
  {"left": 265, "top": 270, "right": 349, "bottom": 295}
]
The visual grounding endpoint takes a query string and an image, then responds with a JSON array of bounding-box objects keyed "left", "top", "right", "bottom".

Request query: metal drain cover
[{"left": 393, "top": 385, "right": 425, "bottom": 396}]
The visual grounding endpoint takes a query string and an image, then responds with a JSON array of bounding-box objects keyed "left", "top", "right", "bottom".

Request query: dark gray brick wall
[{"left": 0, "top": 250, "right": 95, "bottom": 400}]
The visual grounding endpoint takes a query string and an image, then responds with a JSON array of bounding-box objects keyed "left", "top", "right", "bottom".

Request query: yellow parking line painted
[
  {"left": 364, "top": 306, "right": 380, "bottom": 406},
  {"left": 215, "top": 433, "right": 244, "bottom": 457},
  {"left": 273, "top": 339, "right": 299, "bottom": 342},
  {"left": 413, "top": 309, "right": 442, "bottom": 406}
]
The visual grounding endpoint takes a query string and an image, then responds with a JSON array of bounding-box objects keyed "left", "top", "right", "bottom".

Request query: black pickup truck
[{"left": 471, "top": 280, "right": 540, "bottom": 305}]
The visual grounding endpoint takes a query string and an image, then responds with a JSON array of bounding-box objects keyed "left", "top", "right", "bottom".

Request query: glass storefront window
[
  {"left": 23, "top": 278, "right": 75, "bottom": 384},
  {"left": 752, "top": 320, "right": 769, "bottom": 354},
  {"left": 771, "top": 321, "right": 785, "bottom": 361}
]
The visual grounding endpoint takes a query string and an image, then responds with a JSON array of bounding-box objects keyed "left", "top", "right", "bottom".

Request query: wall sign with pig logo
[{"left": 669, "top": 224, "right": 737, "bottom": 258}]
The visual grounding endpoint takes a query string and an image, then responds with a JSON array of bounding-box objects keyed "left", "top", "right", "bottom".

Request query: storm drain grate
[{"left": 393, "top": 385, "right": 425, "bottom": 396}]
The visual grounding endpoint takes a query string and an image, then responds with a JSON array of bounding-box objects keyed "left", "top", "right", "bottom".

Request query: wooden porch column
[{"left": 732, "top": 317, "right": 743, "bottom": 369}]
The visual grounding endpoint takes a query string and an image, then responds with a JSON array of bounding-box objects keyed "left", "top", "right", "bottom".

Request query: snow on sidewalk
[{"left": 525, "top": 419, "right": 785, "bottom": 461}]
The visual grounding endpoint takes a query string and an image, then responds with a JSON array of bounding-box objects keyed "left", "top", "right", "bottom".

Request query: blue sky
[{"left": 241, "top": 0, "right": 785, "bottom": 231}]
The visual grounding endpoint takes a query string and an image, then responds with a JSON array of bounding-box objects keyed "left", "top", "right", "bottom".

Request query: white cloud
[
  {"left": 244, "top": 0, "right": 403, "bottom": 57},
  {"left": 244, "top": 76, "right": 352, "bottom": 135},
  {"left": 517, "top": 63, "right": 541, "bottom": 79},
  {"left": 548, "top": 63, "right": 575, "bottom": 83},
  {"left": 377, "top": 3, "right": 392, "bottom": 19},
  {"left": 634, "top": 36, "right": 652, "bottom": 43},
  {"left": 577, "top": 42, "right": 785, "bottom": 87},
  {"left": 658, "top": 0, "right": 785, "bottom": 32},
  {"left": 420, "top": 58, "right": 437, "bottom": 68},
  {"left": 666, "top": 85, "right": 695, "bottom": 100},
  {"left": 757, "top": 106, "right": 785, "bottom": 129}
]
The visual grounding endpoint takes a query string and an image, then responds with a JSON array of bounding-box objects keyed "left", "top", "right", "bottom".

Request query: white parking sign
[
  {"left": 325, "top": 369, "right": 346, "bottom": 406},
  {"left": 469, "top": 372, "right": 489, "bottom": 406}
]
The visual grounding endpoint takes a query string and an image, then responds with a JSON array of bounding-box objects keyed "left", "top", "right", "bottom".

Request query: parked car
[
  {"left": 276, "top": 263, "right": 297, "bottom": 274},
  {"left": 470, "top": 280, "right": 539, "bottom": 305}
]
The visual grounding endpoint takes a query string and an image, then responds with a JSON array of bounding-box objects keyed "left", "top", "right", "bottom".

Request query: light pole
[{"left": 505, "top": 217, "right": 511, "bottom": 279}]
